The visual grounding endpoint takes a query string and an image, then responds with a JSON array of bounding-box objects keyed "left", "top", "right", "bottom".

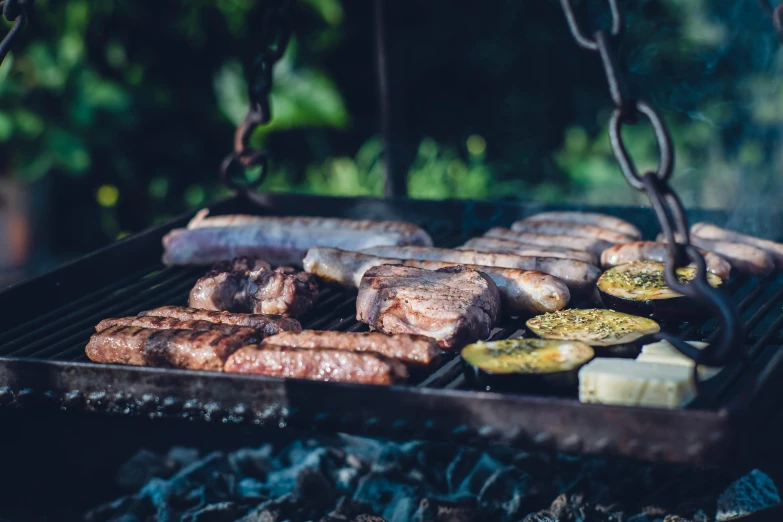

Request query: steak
[
  {"left": 224, "top": 345, "right": 408, "bottom": 384},
  {"left": 189, "top": 259, "right": 319, "bottom": 317},
  {"left": 86, "top": 325, "right": 260, "bottom": 371},
  {"left": 355, "top": 264, "right": 500, "bottom": 349},
  {"left": 138, "top": 306, "right": 302, "bottom": 334},
  {"left": 262, "top": 330, "right": 442, "bottom": 365}
]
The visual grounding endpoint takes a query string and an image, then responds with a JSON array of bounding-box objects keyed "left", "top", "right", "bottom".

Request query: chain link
[
  {"left": 558, "top": 0, "right": 744, "bottom": 383},
  {"left": 759, "top": 0, "right": 783, "bottom": 43},
  {"left": 0, "top": 0, "right": 32, "bottom": 66},
  {"left": 220, "top": 0, "right": 291, "bottom": 192}
]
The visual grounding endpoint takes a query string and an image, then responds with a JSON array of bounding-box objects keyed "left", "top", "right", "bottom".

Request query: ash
[{"left": 84, "top": 435, "right": 778, "bottom": 522}]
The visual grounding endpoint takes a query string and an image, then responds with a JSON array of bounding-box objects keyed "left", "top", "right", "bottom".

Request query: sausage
[
  {"left": 510, "top": 219, "right": 634, "bottom": 244},
  {"left": 655, "top": 233, "right": 774, "bottom": 276},
  {"left": 600, "top": 241, "right": 732, "bottom": 281},
  {"left": 358, "top": 245, "right": 600, "bottom": 294},
  {"left": 186, "top": 209, "right": 433, "bottom": 246},
  {"left": 483, "top": 228, "right": 613, "bottom": 258},
  {"left": 691, "top": 222, "right": 783, "bottom": 270},
  {"left": 519, "top": 211, "right": 642, "bottom": 239},
  {"left": 460, "top": 237, "right": 597, "bottom": 264},
  {"left": 302, "top": 247, "right": 570, "bottom": 314}
]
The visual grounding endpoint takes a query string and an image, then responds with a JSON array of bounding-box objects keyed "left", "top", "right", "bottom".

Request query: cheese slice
[
  {"left": 578, "top": 358, "right": 695, "bottom": 409},
  {"left": 636, "top": 340, "right": 721, "bottom": 379}
]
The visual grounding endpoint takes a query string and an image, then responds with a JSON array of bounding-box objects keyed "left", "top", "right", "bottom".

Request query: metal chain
[
  {"left": 558, "top": 0, "right": 744, "bottom": 385},
  {"left": 220, "top": 0, "right": 291, "bottom": 192},
  {"left": 759, "top": 0, "right": 783, "bottom": 43},
  {"left": 0, "top": 0, "right": 32, "bottom": 66}
]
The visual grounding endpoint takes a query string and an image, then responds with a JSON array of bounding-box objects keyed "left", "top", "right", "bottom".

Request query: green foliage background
[{"left": 0, "top": 0, "right": 781, "bottom": 257}]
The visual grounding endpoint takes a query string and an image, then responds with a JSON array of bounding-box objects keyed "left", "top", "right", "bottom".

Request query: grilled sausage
[
  {"left": 483, "top": 228, "right": 613, "bottom": 258},
  {"left": 600, "top": 241, "right": 732, "bottom": 281},
  {"left": 518, "top": 211, "right": 642, "bottom": 239},
  {"left": 460, "top": 237, "right": 596, "bottom": 264},
  {"left": 186, "top": 209, "right": 433, "bottom": 246},
  {"left": 656, "top": 233, "right": 774, "bottom": 276},
  {"left": 95, "top": 316, "right": 264, "bottom": 334},
  {"left": 262, "top": 330, "right": 442, "bottom": 365},
  {"left": 303, "top": 247, "right": 571, "bottom": 313},
  {"left": 359, "top": 245, "right": 600, "bottom": 293},
  {"left": 138, "top": 306, "right": 302, "bottom": 333},
  {"left": 691, "top": 222, "right": 783, "bottom": 270},
  {"left": 224, "top": 345, "right": 408, "bottom": 384},
  {"left": 510, "top": 219, "right": 634, "bottom": 244},
  {"left": 86, "top": 325, "right": 259, "bottom": 370}
]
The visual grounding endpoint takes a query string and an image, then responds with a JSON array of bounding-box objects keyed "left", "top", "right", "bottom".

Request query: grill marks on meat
[
  {"left": 262, "top": 330, "right": 442, "bottom": 365},
  {"left": 510, "top": 219, "right": 634, "bottom": 244},
  {"left": 86, "top": 325, "right": 260, "bottom": 371},
  {"left": 139, "top": 306, "right": 302, "bottom": 333},
  {"left": 224, "top": 345, "right": 408, "bottom": 384},
  {"left": 691, "top": 222, "right": 783, "bottom": 270},
  {"left": 356, "top": 265, "right": 500, "bottom": 349},
  {"left": 656, "top": 233, "right": 775, "bottom": 276},
  {"left": 517, "top": 211, "right": 642, "bottom": 240},
  {"left": 163, "top": 210, "right": 432, "bottom": 266},
  {"left": 600, "top": 241, "right": 732, "bottom": 281},
  {"left": 95, "top": 316, "right": 262, "bottom": 334},
  {"left": 358, "top": 245, "right": 599, "bottom": 293},
  {"left": 484, "top": 228, "right": 614, "bottom": 258},
  {"left": 189, "top": 259, "right": 319, "bottom": 317},
  {"left": 303, "top": 247, "right": 570, "bottom": 314}
]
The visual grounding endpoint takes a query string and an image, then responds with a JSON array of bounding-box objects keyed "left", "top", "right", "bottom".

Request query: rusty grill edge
[{"left": 1, "top": 193, "right": 782, "bottom": 468}]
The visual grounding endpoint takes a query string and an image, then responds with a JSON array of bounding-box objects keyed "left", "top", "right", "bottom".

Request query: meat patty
[
  {"left": 187, "top": 209, "right": 433, "bottom": 246},
  {"left": 600, "top": 241, "right": 732, "bottom": 280},
  {"left": 86, "top": 325, "right": 259, "bottom": 371},
  {"left": 483, "top": 228, "right": 613, "bottom": 258},
  {"left": 189, "top": 260, "right": 319, "bottom": 317},
  {"left": 358, "top": 245, "right": 599, "bottom": 293},
  {"left": 224, "top": 345, "right": 408, "bottom": 385},
  {"left": 261, "top": 330, "right": 442, "bottom": 365},
  {"left": 95, "top": 316, "right": 263, "bottom": 334},
  {"left": 355, "top": 264, "right": 500, "bottom": 349},
  {"left": 138, "top": 306, "right": 302, "bottom": 333},
  {"left": 518, "top": 211, "right": 642, "bottom": 239},
  {"left": 460, "top": 237, "right": 596, "bottom": 264}
]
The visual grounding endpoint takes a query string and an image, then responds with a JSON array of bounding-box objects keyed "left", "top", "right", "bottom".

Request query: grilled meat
[
  {"left": 261, "top": 330, "right": 442, "bottom": 365},
  {"left": 303, "top": 247, "right": 570, "bottom": 314},
  {"left": 518, "top": 211, "right": 642, "bottom": 239},
  {"left": 656, "top": 233, "right": 774, "bottom": 276},
  {"left": 691, "top": 222, "right": 783, "bottom": 270},
  {"left": 163, "top": 210, "right": 432, "bottom": 266},
  {"left": 138, "top": 306, "right": 302, "bottom": 333},
  {"left": 510, "top": 219, "right": 634, "bottom": 244},
  {"left": 460, "top": 237, "right": 596, "bottom": 264},
  {"left": 355, "top": 264, "right": 500, "bottom": 349},
  {"left": 187, "top": 209, "right": 433, "bottom": 246},
  {"left": 359, "top": 245, "right": 600, "bottom": 293},
  {"left": 95, "top": 316, "right": 264, "bottom": 334},
  {"left": 86, "top": 325, "right": 260, "bottom": 371},
  {"left": 483, "top": 228, "right": 612, "bottom": 257},
  {"left": 207, "top": 256, "right": 271, "bottom": 275},
  {"left": 189, "top": 260, "right": 318, "bottom": 317},
  {"left": 224, "top": 345, "right": 408, "bottom": 384},
  {"left": 601, "top": 241, "right": 732, "bottom": 280}
]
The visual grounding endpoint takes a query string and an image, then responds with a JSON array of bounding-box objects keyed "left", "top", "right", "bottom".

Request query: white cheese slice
[
  {"left": 636, "top": 340, "right": 721, "bottom": 379},
  {"left": 578, "top": 358, "right": 695, "bottom": 409}
]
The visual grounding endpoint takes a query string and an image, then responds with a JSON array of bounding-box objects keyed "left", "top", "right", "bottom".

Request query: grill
[{"left": 1, "top": 192, "right": 782, "bottom": 468}]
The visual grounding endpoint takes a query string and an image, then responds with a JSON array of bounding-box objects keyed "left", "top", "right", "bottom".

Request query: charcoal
[
  {"left": 353, "top": 471, "right": 420, "bottom": 521},
  {"left": 477, "top": 466, "right": 530, "bottom": 518},
  {"left": 692, "top": 510, "right": 711, "bottom": 522},
  {"left": 412, "top": 497, "right": 483, "bottom": 522},
  {"left": 83, "top": 495, "right": 150, "bottom": 522},
  {"left": 237, "top": 477, "right": 266, "bottom": 501},
  {"left": 716, "top": 469, "right": 780, "bottom": 521},
  {"left": 180, "top": 501, "right": 248, "bottom": 522},
  {"left": 116, "top": 449, "right": 171, "bottom": 491},
  {"left": 663, "top": 516, "right": 689, "bottom": 522},
  {"left": 445, "top": 448, "right": 481, "bottom": 494},
  {"left": 520, "top": 514, "right": 558, "bottom": 522},
  {"left": 265, "top": 447, "right": 333, "bottom": 497},
  {"left": 168, "top": 447, "right": 202, "bottom": 468},
  {"left": 297, "top": 467, "right": 338, "bottom": 510},
  {"left": 228, "top": 446, "right": 273, "bottom": 478},
  {"left": 319, "top": 496, "right": 377, "bottom": 521},
  {"left": 354, "top": 516, "right": 388, "bottom": 522},
  {"left": 454, "top": 453, "right": 509, "bottom": 498},
  {"left": 547, "top": 492, "right": 586, "bottom": 522}
]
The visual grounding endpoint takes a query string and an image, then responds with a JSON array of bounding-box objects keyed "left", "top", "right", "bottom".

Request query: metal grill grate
[{"left": 1, "top": 193, "right": 782, "bottom": 466}]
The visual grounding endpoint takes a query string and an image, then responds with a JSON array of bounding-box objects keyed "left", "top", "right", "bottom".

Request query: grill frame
[{"left": 1, "top": 192, "right": 782, "bottom": 467}]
